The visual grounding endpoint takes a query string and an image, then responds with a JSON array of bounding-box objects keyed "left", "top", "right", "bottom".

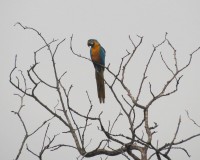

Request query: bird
[{"left": 87, "top": 39, "right": 106, "bottom": 103}]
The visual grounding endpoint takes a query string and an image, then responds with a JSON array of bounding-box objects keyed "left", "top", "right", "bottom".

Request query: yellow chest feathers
[{"left": 91, "top": 45, "right": 101, "bottom": 62}]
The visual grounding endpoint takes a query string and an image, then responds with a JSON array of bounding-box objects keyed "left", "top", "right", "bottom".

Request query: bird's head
[{"left": 87, "top": 39, "right": 99, "bottom": 48}]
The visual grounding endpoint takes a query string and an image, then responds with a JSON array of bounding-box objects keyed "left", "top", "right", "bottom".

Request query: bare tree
[{"left": 10, "top": 23, "right": 200, "bottom": 160}]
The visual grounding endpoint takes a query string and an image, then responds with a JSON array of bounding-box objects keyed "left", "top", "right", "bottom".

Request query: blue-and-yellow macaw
[{"left": 87, "top": 39, "right": 106, "bottom": 103}]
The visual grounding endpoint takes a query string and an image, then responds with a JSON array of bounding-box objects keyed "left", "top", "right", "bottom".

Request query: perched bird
[{"left": 87, "top": 39, "right": 106, "bottom": 103}]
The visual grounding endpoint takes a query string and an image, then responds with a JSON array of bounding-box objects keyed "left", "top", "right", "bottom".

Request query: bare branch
[
  {"left": 35, "top": 39, "right": 58, "bottom": 53},
  {"left": 41, "top": 124, "right": 50, "bottom": 151},
  {"left": 165, "top": 116, "right": 181, "bottom": 155},
  {"left": 122, "top": 35, "right": 143, "bottom": 83},
  {"left": 50, "top": 144, "right": 77, "bottom": 151},
  {"left": 166, "top": 39, "right": 178, "bottom": 72},
  {"left": 110, "top": 111, "right": 123, "bottom": 133},
  {"left": 82, "top": 91, "right": 93, "bottom": 148},
  {"left": 53, "top": 38, "right": 66, "bottom": 57},
  {"left": 128, "top": 35, "right": 136, "bottom": 48},
  {"left": 186, "top": 110, "right": 200, "bottom": 128},
  {"left": 160, "top": 52, "right": 175, "bottom": 76},
  {"left": 70, "top": 34, "right": 91, "bottom": 62},
  {"left": 12, "top": 92, "right": 54, "bottom": 160},
  {"left": 26, "top": 144, "right": 39, "bottom": 158}
]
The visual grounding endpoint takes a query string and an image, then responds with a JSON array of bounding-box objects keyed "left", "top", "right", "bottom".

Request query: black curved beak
[{"left": 87, "top": 40, "right": 94, "bottom": 47}]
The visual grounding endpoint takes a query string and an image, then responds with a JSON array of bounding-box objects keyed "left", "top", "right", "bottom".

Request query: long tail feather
[{"left": 95, "top": 70, "right": 105, "bottom": 103}]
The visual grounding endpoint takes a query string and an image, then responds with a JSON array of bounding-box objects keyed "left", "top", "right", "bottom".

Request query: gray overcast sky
[{"left": 1, "top": 0, "right": 200, "bottom": 160}]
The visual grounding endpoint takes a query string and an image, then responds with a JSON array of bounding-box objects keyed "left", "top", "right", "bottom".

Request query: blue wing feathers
[{"left": 100, "top": 46, "right": 105, "bottom": 66}]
